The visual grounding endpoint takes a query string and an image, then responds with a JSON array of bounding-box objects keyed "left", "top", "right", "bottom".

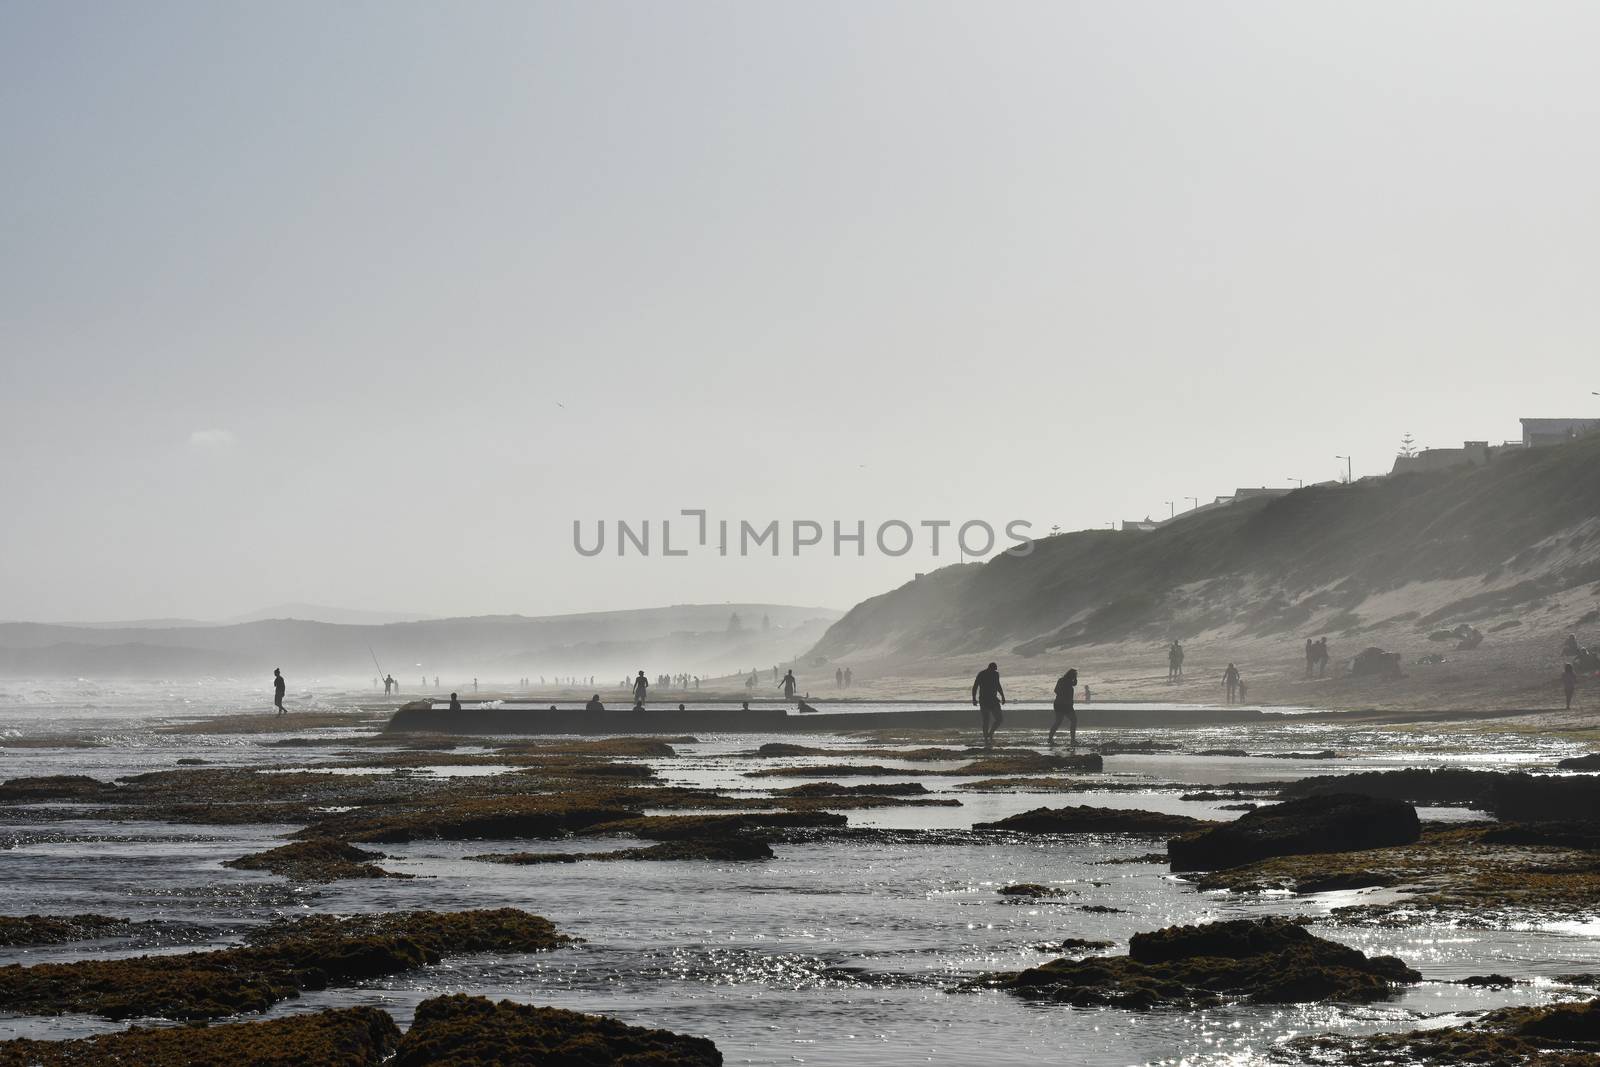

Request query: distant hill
[
  {"left": 810, "top": 433, "right": 1600, "bottom": 667},
  {"left": 0, "top": 604, "right": 841, "bottom": 680}
]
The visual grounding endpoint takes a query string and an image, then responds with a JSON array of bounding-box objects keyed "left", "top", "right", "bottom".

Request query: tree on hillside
[{"left": 1399, "top": 432, "right": 1417, "bottom": 457}]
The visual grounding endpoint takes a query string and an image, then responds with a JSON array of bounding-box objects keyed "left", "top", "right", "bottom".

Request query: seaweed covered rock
[
  {"left": 302, "top": 796, "right": 643, "bottom": 844},
  {"left": 976, "top": 805, "right": 1211, "bottom": 836},
  {"left": 775, "top": 782, "right": 930, "bottom": 797},
  {"left": 585, "top": 811, "right": 845, "bottom": 840},
  {"left": 0, "top": 908, "right": 570, "bottom": 1020},
  {"left": 969, "top": 917, "right": 1418, "bottom": 1009},
  {"left": 1168, "top": 794, "right": 1419, "bottom": 872},
  {"left": 471, "top": 838, "right": 776, "bottom": 864},
  {"left": 1278, "top": 768, "right": 1502, "bottom": 807},
  {"left": 0, "top": 914, "right": 135, "bottom": 947},
  {"left": 391, "top": 994, "right": 721, "bottom": 1066},
  {"left": 1491, "top": 773, "right": 1600, "bottom": 822},
  {"left": 0, "top": 1007, "right": 399, "bottom": 1067},
  {"left": 998, "top": 883, "right": 1068, "bottom": 898},
  {"left": 958, "top": 752, "right": 1103, "bottom": 776},
  {"left": 223, "top": 838, "right": 411, "bottom": 883},
  {"left": 0, "top": 776, "right": 115, "bottom": 803},
  {"left": 1289, "top": 997, "right": 1600, "bottom": 1066}
]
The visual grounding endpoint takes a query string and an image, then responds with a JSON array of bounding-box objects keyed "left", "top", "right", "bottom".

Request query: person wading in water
[
  {"left": 273, "top": 668, "right": 287, "bottom": 715},
  {"left": 1050, "top": 667, "right": 1079, "bottom": 748},
  {"left": 1563, "top": 663, "right": 1578, "bottom": 710},
  {"left": 779, "top": 669, "right": 798, "bottom": 701},
  {"left": 971, "top": 662, "right": 1006, "bottom": 747}
]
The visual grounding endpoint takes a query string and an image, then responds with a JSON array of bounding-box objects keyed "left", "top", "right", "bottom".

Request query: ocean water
[{"left": 1, "top": 681, "right": 1596, "bottom": 1066}]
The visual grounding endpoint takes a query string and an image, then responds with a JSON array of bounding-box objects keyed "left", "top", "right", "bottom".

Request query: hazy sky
[{"left": 4, "top": 1, "right": 1598, "bottom": 622}]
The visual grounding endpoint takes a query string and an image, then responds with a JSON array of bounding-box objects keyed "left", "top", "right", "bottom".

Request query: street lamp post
[
  {"left": 1164, "top": 500, "right": 1174, "bottom": 519},
  {"left": 1335, "top": 455, "right": 1351, "bottom": 483},
  {"left": 1288, "top": 477, "right": 1303, "bottom": 488},
  {"left": 1185, "top": 496, "right": 1199, "bottom": 511}
]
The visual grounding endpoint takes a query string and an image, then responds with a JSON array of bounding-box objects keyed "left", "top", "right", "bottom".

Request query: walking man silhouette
[
  {"left": 1050, "top": 667, "right": 1078, "bottom": 748},
  {"left": 971, "top": 662, "right": 1006, "bottom": 747},
  {"left": 273, "top": 668, "right": 287, "bottom": 716}
]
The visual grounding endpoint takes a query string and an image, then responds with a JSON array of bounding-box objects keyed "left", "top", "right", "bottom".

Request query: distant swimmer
[
  {"left": 1564, "top": 664, "right": 1578, "bottom": 710},
  {"left": 779, "top": 669, "right": 798, "bottom": 701},
  {"left": 273, "top": 668, "right": 286, "bottom": 715},
  {"left": 586, "top": 694, "right": 604, "bottom": 713},
  {"left": 449, "top": 692, "right": 461, "bottom": 712},
  {"left": 1050, "top": 667, "right": 1078, "bottom": 748},
  {"left": 971, "top": 662, "right": 1006, "bottom": 747},
  {"left": 633, "top": 670, "right": 649, "bottom": 707}
]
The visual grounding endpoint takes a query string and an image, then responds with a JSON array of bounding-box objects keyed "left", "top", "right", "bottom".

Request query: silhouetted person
[
  {"left": 678, "top": 702, "right": 685, "bottom": 711},
  {"left": 844, "top": 666, "right": 853, "bottom": 688},
  {"left": 1305, "top": 638, "right": 1315, "bottom": 679},
  {"left": 1084, "top": 685, "right": 1092, "bottom": 702},
  {"left": 449, "top": 692, "right": 461, "bottom": 712},
  {"left": 633, "top": 670, "right": 649, "bottom": 707},
  {"left": 586, "top": 694, "right": 604, "bottom": 713},
  {"left": 779, "top": 670, "right": 798, "bottom": 701},
  {"left": 1222, "top": 663, "right": 1240, "bottom": 703},
  {"left": 971, "top": 662, "right": 1005, "bottom": 747},
  {"left": 434, "top": 676, "right": 439, "bottom": 688},
  {"left": 1237, "top": 675, "right": 1248, "bottom": 703},
  {"left": 835, "top": 667, "right": 843, "bottom": 688},
  {"left": 1564, "top": 634, "right": 1582, "bottom": 658},
  {"left": 473, "top": 677, "right": 478, "bottom": 693},
  {"left": 741, "top": 701, "right": 750, "bottom": 711},
  {"left": 384, "top": 674, "right": 396, "bottom": 695},
  {"left": 273, "top": 668, "right": 286, "bottom": 715},
  {"left": 1564, "top": 664, "right": 1578, "bottom": 710},
  {"left": 1050, "top": 667, "right": 1078, "bottom": 748}
]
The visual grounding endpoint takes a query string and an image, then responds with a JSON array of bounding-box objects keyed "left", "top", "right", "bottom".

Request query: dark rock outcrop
[
  {"left": 391, "top": 994, "right": 721, "bottom": 1066},
  {"left": 0, "top": 776, "right": 115, "bottom": 803},
  {"left": 1559, "top": 753, "right": 1600, "bottom": 770},
  {"left": 471, "top": 837, "right": 775, "bottom": 864},
  {"left": 969, "top": 917, "right": 1418, "bottom": 1008},
  {"left": 0, "top": 909, "right": 570, "bottom": 1021},
  {"left": 1290, "top": 997, "right": 1600, "bottom": 1066},
  {"left": 976, "top": 805, "right": 1211, "bottom": 836},
  {"left": 1278, "top": 768, "right": 1500, "bottom": 807},
  {"left": 1491, "top": 773, "right": 1600, "bottom": 822},
  {"left": 223, "top": 838, "right": 410, "bottom": 883},
  {"left": 0, "top": 1006, "right": 400, "bottom": 1066},
  {"left": 1168, "top": 794, "right": 1420, "bottom": 872}
]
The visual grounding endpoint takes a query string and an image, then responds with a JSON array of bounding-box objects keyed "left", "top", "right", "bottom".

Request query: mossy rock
[
  {"left": 471, "top": 837, "right": 775, "bottom": 864},
  {"left": 391, "top": 994, "right": 721, "bottom": 1066},
  {"left": 975, "top": 805, "right": 1211, "bottom": 836},
  {"left": 302, "top": 796, "right": 643, "bottom": 844},
  {"left": 223, "top": 838, "right": 410, "bottom": 883},
  {"left": 968, "top": 917, "right": 1418, "bottom": 1008},
  {"left": 0, "top": 1006, "right": 400, "bottom": 1066},
  {"left": 587, "top": 811, "right": 845, "bottom": 840},
  {"left": 0, "top": 776, "right": 116, "bottom": 803},
  {"left": 0, "top": 909, "right": 571, "bottom": 1021},
  {"left": 1168, "top": 794, "right": 1420, "bottom": 872},
  {"left": 1290, "top": 997, "right": 1600, "bottom": 1065},
  {"left": 0, "top": 914, "right": 133, "bottom": 947}
]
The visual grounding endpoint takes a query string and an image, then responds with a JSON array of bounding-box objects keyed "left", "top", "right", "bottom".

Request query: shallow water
[{"left": 1, "top": 681, "right": 1596, "bottom": 1065}]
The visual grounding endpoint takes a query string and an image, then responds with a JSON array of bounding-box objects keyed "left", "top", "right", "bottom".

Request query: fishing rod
[{"left": 369, "top": 645, "right": 385, "bottom": 681}]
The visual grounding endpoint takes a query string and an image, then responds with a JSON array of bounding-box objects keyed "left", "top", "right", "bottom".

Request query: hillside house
[{"left": 1521, "top": 418, "right": 1600, "bottom": 448}]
